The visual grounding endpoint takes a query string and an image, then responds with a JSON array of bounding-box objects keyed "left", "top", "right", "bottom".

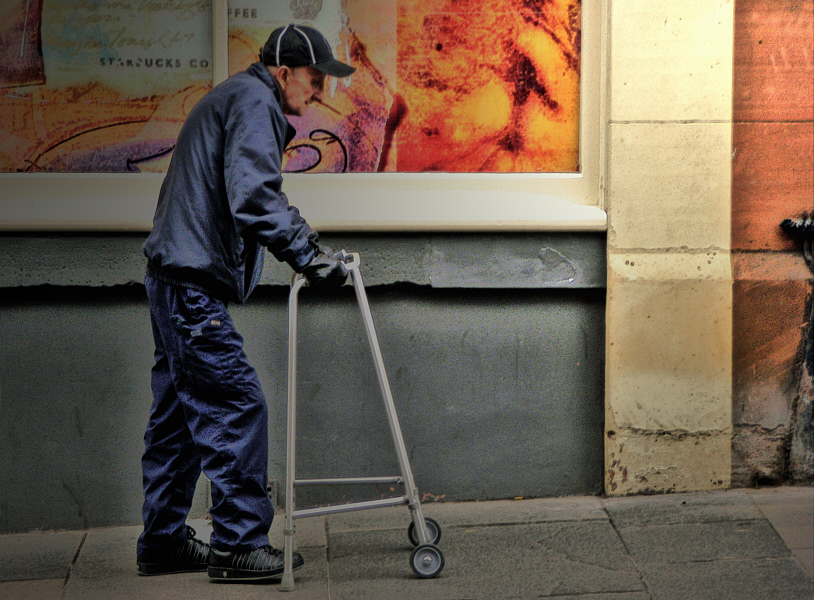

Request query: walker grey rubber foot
[{"left": 280, "top": 572, "right": 295, "bottom": 591}]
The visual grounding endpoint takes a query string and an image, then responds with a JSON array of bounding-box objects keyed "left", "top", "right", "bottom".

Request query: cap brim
[{"left": 313, "top": 59, "right": 356, "bottom": 78}]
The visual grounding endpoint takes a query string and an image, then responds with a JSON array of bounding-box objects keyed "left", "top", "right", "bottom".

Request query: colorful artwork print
[
  {"left": 0, "top": 0, "right": 213, "bottom": 173},
  {"left": 233, "top": 0, "right": 581, "bottom": 173},
  {"left": 0, "top": 0, "right": 581, "bottom": 174},
  {"left": 395, "top": 0, "right": 582, "bottom": 172},
  {"left": 0, "top": 0, "right": 45, "bottom": 88},
  {"left": 226, "top": 0, "right": 396, "bottom": 174}
]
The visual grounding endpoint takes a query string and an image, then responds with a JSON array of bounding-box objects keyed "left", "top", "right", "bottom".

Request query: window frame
[{"left": 0, "top": 0, "right": 605, "bottom": 232}]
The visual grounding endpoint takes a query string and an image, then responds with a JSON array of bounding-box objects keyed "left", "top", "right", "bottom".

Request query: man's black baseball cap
[{"left": 261, "top": 24, "right": 356, "bottom": 78}]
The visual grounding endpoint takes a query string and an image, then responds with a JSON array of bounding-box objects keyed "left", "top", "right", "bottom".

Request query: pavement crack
[
  {"left": 615, "top": 517, "right": 763, "bottom": 531},
  {"left": 537, "top": 593, "right": 650, "bottom": 599},
  {"left": 325, "top": 518, "right": 332, "bottom": 599},
  {"left": 607, "top": 514, "right": 653, "bottom": 598},
  {"left": 453, "top": 518, "right": 608, "bottom": 530},
  {"left": 62, "top": 531, "right": 87, "bottom": 594}
]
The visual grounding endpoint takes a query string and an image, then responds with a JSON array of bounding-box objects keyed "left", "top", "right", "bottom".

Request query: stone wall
[
  {"left": 731, "top": 0, "right": 814, "bottom": 486},
  {"left": 603, "top": 0, "right": 735, "bottom": 495}
]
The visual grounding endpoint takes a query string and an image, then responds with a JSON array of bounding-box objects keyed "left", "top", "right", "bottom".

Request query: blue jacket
[{"left": 143, "top": 62, "right": 316, "bottom": 303}]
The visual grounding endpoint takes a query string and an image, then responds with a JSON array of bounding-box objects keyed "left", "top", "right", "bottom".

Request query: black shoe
[
  {"left": 207, "top": 545, "right": 304, "bottom": 582},
  {"left": 137, "top": 526, "right": 210, "bottom": 575}
]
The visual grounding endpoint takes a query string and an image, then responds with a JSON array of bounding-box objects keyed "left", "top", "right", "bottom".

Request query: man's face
[{"left": 278, "top": 66, "right": 326, "bottom": 117}]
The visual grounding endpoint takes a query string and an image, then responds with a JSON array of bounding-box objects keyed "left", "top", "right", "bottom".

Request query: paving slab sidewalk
[
  {"left": 747, "top": 486, "right": 814, "bottom": 580},
  {"left": 604, "top": 487, "right": 814, "bottom": 600},
  {"left": 0, "top": 488, "right": 811, "bottom": 600}
]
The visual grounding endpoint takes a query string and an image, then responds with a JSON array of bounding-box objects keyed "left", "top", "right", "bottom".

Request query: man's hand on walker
[{"left": 301, "top": 248, "right": 348, "bottom": 288}]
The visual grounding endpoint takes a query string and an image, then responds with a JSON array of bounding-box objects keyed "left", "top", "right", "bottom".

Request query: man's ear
[{"left": 275, "top": 65, "right": 292, "bottom": 89}]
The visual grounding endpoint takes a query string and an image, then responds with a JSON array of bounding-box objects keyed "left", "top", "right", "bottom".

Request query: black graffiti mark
[
  {"left": 285, "top": 143, "right": 323, "bottom": 173},
  {"left": 807, "top": 296, "right": 814, "bottom": 380},
  {"left": 781, "top": 214, "right": 814, "bottom": 379},
  {"left": 781, "top": 214, "right": 814, "bottom": 274},
  {"left": 285, "top": 129, "right": 348, "bottom": 173},
  {"left": 22, "top": 120, "right": 151, "bottom": 172},
  {"left": 126, "top": 144, "right": 176, "bottom": 172},
  {"left": 310, "top": 129, "right": 348, "bottom": 172}
]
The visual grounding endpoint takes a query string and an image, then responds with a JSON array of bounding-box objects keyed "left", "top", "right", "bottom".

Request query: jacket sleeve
[{"left": 222, "top": 89, "right": 316, "bottom": 272}]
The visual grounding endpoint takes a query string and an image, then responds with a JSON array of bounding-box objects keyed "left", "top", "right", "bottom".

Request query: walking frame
[{"left": 280, "top": 251, "right": 444, "bottom": 591}]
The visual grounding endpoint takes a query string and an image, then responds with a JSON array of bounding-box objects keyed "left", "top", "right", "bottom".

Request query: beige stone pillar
[{"left": 604, "top": 0, "right": 734, "bottom": 494}]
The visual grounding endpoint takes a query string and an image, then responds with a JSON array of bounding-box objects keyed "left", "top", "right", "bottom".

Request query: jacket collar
[{"left": 247, "top": 62, "right": 297, "bottom": 148}]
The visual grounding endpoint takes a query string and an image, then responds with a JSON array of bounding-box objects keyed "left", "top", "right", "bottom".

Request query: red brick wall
[{"left": 732, "top": 0, "right": 814, "bottom": 485}]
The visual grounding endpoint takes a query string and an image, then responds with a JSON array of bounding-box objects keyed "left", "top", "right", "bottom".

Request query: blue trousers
[{"left": 138, "top": 271, "right": 273, "bottom": 555}]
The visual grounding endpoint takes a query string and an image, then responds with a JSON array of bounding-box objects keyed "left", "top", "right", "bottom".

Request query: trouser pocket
[{"left": 171, "top": 288, "right": 248, "bottom": 396}]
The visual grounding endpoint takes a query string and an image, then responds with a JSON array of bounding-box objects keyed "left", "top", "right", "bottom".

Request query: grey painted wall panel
[
  {"left": 0, "top": 233, "right": 605, "bottom": 533},
  {"left": 0, "top": 233, "right": 606, "bottom": 289},
  {"left": 0, "top": 289, "right": 154, "bottom": 533}
]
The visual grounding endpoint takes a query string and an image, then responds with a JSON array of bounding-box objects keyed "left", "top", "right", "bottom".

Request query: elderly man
[{"left": 136, "top": 24, "right": 355, "bottom": 583}]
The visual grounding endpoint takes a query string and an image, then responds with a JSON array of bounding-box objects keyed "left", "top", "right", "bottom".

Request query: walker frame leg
[
  {"left": 281, "top": 275, "right": 306, "bottom": 592},
  {"left": 281, "top": 253, "right": 443, "bottom": 591},
  {"left": 344, "top": 254, "right": 434, "bottom": 548}
]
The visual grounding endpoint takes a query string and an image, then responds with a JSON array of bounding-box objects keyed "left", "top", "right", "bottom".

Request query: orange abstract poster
[
  {"left": 394, "top": 0, "right": 581, "bottom": 173},
  {"left": 1, "top": 0, "right": 580, "bottom": 174},
  {"left": 232, "top": 0, "right": 581, "bottom": 174}
]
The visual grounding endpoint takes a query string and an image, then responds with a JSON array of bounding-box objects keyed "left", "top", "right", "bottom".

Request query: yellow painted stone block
[
  {"left": 605, "top": 426, "right": 731, "bottom": 495},
  {"left": 610, "top": 0, "right": 734, "bottom": 122},
  {"left": 608, "top": 250, "right": 731, "bottom": 282},
  {"left": 607, "top": 121, "right": 732, "bottom": 251},
  {"left": 606, "top": 264, "right": 732, "bottom": 432}
]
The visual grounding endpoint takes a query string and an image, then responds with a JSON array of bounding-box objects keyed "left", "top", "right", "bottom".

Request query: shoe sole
[
  {"left": 137, "top": 563, "right": 208, "bottom": 576},
  {"left": 208, "top": 567, "right": 283, "bottom": 582},
  {"left": 207, "top": 561, "right": 303, "bottom": 582}
]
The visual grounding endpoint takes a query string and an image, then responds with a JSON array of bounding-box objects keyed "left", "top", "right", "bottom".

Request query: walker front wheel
[{"left": 410, "top": 544, "right": 444, "bottom": 578}]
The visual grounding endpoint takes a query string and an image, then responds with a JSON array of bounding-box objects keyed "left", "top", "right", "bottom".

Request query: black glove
[{"left": 301, "top": 248, "right": 348, "bottom": 288}]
